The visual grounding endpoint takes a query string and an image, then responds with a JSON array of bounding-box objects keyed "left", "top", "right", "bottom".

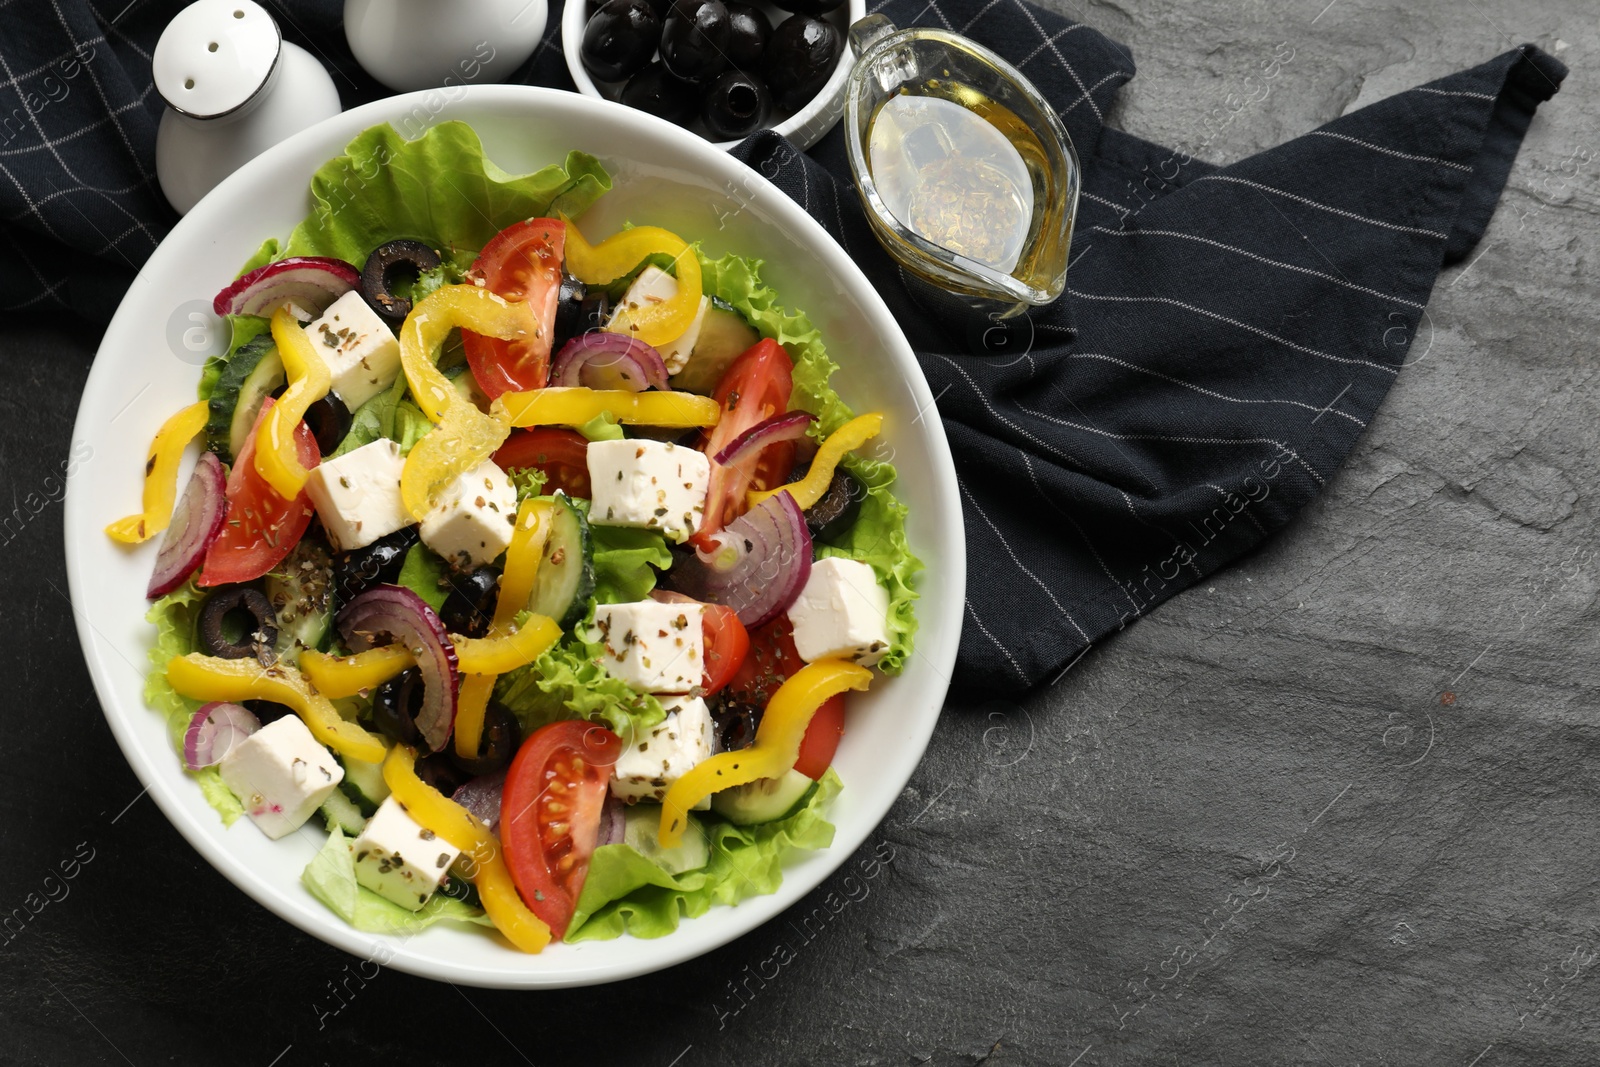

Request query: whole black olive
[
  {"left": 360, "top": 239, "right": 442, "bottom": 332},
  {"left": 438, "top": 875, "right": 482, "bottom": 908},
  {"left": 723, "top": 1, "right": 771, "bottom": 68},
  {"left": 417, "top": 752, "right": 472, "bottom": 797},
  {"left": 549, "top": 272, "right": 589, "bottom": 353},
  {"left": 244, "top": 700, "right": 295, "bottom": 725},
  {"left": 302, "top": 392, "right": 352, "bottom": 456},
  {"left": 620, "top": 61, "right": 700, "bottom": 126},
  {"left": 769, "top": 0, "right": 843, "bottom": 15},
  {"left": 332, "top": 527, "right": 419, "bottom": 602},
  {"left": 581, "top": 0, "right": 662, "bottom": 83},
  {"left": 448, "top": 703, "right": 522, "bottom": 777},
  {"left": 701, "top": 69, "right": 771, "bottom": 140},
  {"left": 198, "top": 587, "right": 279, "bottom": 662},
  {"left": 764, "top": 14, "right": 841, "bottom": 112},
  {"left": 660, "top": 0, "right": 730, "bottom": 85},
  {"left": 372, "top": 667, "right": 424, "bottom": 747},
  {"left": 712, "top": 698, "right": 761, "bottom": 752},
  {"left": 576, "top": 291, "right": 611, "bottom": 338},
  {"left": 439, "top": 566, "right": 500, "bottom": 638},
  {"left": 801, "top": 465, "right": 866, "bottom": 542}
]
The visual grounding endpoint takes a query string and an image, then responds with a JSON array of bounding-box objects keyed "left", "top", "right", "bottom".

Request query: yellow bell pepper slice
[
  {"left": 456, "top": 500, "right": 554, "bottom": 758},
  {"left": 400, "top": 398, "right": 514, "bottom": 522},
  {"left": 165, "top": 653, "right": 388, "bottom": 764},
  {"left": 750, "top": 413, "right": 884, "bottom": 509},
  {"left": 106, "top": 400, "right": 211, "bottom": 544},
  {"left": 382, "top": 746, "right": 551, "bottom": 953},
  {"left": 561, "top": 220, "right": 703, "bottom": 348},
  {"left": 397, "top": 285, "right": 536, "bottom": 519},
  {"left": 255, "top": 306, "right": 332, "bottom": 499},
  {"left": 298, "top": 645, "right": 412, "bottom": 699},
  {"left": 401, "top": 285, "right": 534, "bottom": 424},
  {"left": 493, "top": 387, "right": 720, "bottom": 429},
  {"left": 298, "top": 616, "right": 561, "bottom": 699},
  {"left": 658, "top": 659, "right": 871, "bottom": 847}
]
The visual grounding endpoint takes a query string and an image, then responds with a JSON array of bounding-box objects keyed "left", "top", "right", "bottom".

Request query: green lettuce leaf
[
  {"left": 590, "top": 523, "right": 674, "bottom": 604},
  {"left": 566, "top": 769, "right": 842, "bottom": 941},
  {"left": 301, "top": 827, "right": 493, "bottom": 935},
  {"left": 566, "top": 495, "right": 672, "bottom": 604},
  {"left": 332, "top": 373, "right": 433, "bottom": 459},
  {"left": 396, "top": 543, "right": 450, "bottom": 612},
  {"left": 279, "top": 122, "right": 611, "bottom": 274},
  {"left": 698, "top": 252, "right": 923, "bottom": 671},
  {"left": 510, "top": 466, "right": 548, "bottom": 503},
  {"left": 145, "top": 581, "right": 243, "bottom": 824},
  {"left": 494, "top": 603, "right": 665, "bottom": 742},
  {"left": 577, "top": 411, "right": 625, "bottom": 442}
]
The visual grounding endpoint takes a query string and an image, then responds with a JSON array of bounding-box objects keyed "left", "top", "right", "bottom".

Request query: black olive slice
[
  {"left": 360, "top": 239, "right": 443, "bottom": 331},
  {"left": 198, "top": 587, "right": 279, "bottom": 663}
]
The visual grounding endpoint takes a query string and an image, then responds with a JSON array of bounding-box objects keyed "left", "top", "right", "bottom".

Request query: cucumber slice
[
  {"left": 622, "top": 804, "right": 710, "bottom": 874},
  {"left": 527, "top": 492, "right": 594, "bottom": 630},
  {"left": 265, "top": 535, "right": 334, "bottom": 662},
  {"left": 711, "top": 769, "right": 815, "bottom": 826},
  {"left": 206, "top": 335, "right": 285, "bottom": 462},
  {"left": 669, "top": 298, "right": 759, "bottom": 396},
  {"left": 320, "top": 789, "right": 368, "bottom": 836},
  {"left": 338, "top": 752, "right": 392, "bottom": 817}
]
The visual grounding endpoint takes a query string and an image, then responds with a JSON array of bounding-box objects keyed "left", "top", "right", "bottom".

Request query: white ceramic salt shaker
[
  {"left": 343, "top": 0, "right": 549, "bottom": 93},
  {"left": 154, "top": 0, "right": 342, "bottom": 215}
]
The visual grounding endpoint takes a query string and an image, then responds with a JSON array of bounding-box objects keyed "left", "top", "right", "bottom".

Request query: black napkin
[
  {"left": 732, "top": 5, "right": 1563, "bottom": 692},
  {"left": 0, "top": 1, "right": 1564, "bottom": 693}
]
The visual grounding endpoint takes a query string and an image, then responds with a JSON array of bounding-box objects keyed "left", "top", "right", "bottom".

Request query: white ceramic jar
[
  {"left": 153, "top": 0, "right": 342, "bottom": 215},
  {"left": 343, "top": 0, "right": 549, "bottom": 93}
]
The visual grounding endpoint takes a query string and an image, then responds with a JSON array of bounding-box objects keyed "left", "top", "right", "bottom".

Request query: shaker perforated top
[{"left": 151, "top": 0, "right": 282, "bottom": 119}]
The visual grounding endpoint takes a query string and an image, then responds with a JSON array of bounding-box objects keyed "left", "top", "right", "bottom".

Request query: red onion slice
[
  {"left": 550, "top": 331, "right": 669, "bottom": 391},
  {"left": 212, "top": 256, "right": 360, "bottom": 318},
  {"left": 598, "top": 794, "right": 626, "bottom": 848},
  {"left": 337, "top": 585, "right": 460, "bottom": 754},
  {"left": 665, "top": 491, "right": 812, "bottom": 627},
  {"left": 711, "top": 410, "right": 816, "bottom": 470},
  {"left": 183, "top": 702, "right": 261, "bottom": 770},
  {"left": 452, "top": 772, "right": 506, "bottom": 835},
  {"left": 147, "top": 451, "right": 227, "bottom": 598}
]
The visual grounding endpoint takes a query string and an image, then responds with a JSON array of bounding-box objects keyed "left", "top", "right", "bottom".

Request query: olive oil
[{"left": 866, "top": 80, "right": 1067, "bottom": 288}]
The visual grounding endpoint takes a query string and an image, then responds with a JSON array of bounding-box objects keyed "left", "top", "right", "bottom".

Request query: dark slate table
[{"left": 4, "top": 1, "right": 1598, "bottom": 1063}]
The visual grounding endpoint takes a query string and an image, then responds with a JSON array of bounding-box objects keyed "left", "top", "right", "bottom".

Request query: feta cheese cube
[
  {"left": 590, "top": 599, "right": 704, "bottom": 693},
  {"left": 350, "top": 795, "right": 461, "bottom": 911},
  {"left": 418, "top": 459, "right": 516, "bottom": 568},
  {"left": 586, "top": 438, "right": 710, "bottom": 543},
  {"left": 610, "top": 694, "right": 715, "bottom": 803},
  {"left": 608, "top": 265, "right": 710, "bottom": 375},
  {"left": 303, "top": 439, "right": 410, "bottom": 551},
  {"left": 218, "top": 716, "right": 344, "bottom": 840},
  {"left": 305, "top": 290, "right": 401, "bottom": 410},
  {"left": 788, "top": 556, "right": 893, "bottom": 666}
]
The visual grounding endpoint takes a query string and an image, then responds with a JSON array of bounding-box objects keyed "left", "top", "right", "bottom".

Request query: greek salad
[{"left": 108, "top": 121, "right": 919, "bottom": 949}]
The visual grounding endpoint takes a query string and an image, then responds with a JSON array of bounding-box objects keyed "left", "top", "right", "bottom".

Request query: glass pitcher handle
[{"left": 848, "top": 14, "right": 899, "bottom": 56}]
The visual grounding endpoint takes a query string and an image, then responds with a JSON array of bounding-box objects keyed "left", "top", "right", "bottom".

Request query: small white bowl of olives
[{"left": 563, "top": 0, "right": 863, "bottom": 151}]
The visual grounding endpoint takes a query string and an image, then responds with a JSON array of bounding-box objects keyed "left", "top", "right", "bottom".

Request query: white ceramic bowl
[
  {"left": 563, "top": 0, "right": 862, "bottom": 152},
  {"left": 64, "top": 85, "right": 962, "bottom": 988}
]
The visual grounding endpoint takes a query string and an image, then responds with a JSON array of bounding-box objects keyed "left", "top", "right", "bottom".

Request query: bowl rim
[
  {"left": 561, "top": 0, "right": 865, "bottom": 152},
  {"left": 64, "top": 83, "right": 964, "bottom": 988}
]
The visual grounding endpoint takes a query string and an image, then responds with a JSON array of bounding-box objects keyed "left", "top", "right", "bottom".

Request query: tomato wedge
[
  {"left": 725, "top": 615, "right": 845, "bottom": 778},
  {"left": 199, "top": 398, "right": 318, "bottom": 587},
  {"left": 500, "top": 720, "right": 622, "bottom": 939},
  {"left": 493, "top": 427, "right": 592, "bottom": 498},
  {"left": 701, "top": 602, "right": 750, "bottom": 697},
  {"left": 461, "top": 218, "right": 566, "bottom": 399},
  {"left": 690, "top": 339, "right": 794, "bottom": 551},
  {"left": 793, "top": 693, "right": 845, "bottom": 780}
]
